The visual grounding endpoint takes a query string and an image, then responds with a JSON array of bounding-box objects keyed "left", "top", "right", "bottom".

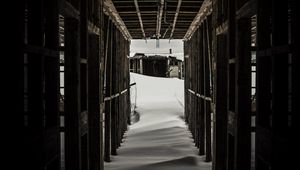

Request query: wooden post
[
  {"left": 9, "top": 1, "right": 24, "bottom": 169},
  {"left": 213, "top": 34, "right": 228, "bottom": 170},
  {"left": 271, "top": 1, "right": 289, "bottom": 169},
  {"left": 111, "top": 24, "right": 117, "bottom": 156},
  {"left": 204, "top": 19, "right": 212, "bottom": 162},
  {"left": 199, "top": 26, "right": 205, "bottom": 155},
  {"left": 26, "top": 0, "right": 45, "bottom": 169},
  {"left": 104, "top": 19, "right": 112, "bottom": 162},
  {"left": 99, "top": 0, "right": 104, "bottom": 169},
  {"left": 44, "top": 0, "right": 60, "bottom": 169},
  {"left": 235, "top": 18, "right": 251, "bottom": 170},
  {"left": 88, "top": 33, "right": 101, "bottom": 170},
  {"left": 256, "top": 0, "right": 272, "bottom": 169},
  {"left": 65, "top": 17, "right": 81, "bottom": 170}
]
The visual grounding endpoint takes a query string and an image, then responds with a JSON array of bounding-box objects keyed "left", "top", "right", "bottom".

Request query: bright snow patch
[{"left": 104, "top": 73, "right": 212, "bottom": 170}]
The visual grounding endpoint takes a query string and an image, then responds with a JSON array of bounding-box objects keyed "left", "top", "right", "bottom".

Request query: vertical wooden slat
[
  {"left": 88, "top": 33, "right": 100, "bottom": 170},
  {"left": 44, "top": 0, "right": 60, "bottom": 169},
  {"left": 111, "top": 24, "right": 117, "bottom": 156},
  {"left": 204, "top": 19, "right": 212, "bottom": 162},
  {"left": 235, "top": 18, "right": 251, "bottom": 170},
  {"left": 199, "top": 26, "right": 205, "bottom": 156},
  {"left": 271, "top": 1, "right": 290, "bottom": 169},
  {"left": 99, "top": 0, "right": 104, "bottom": 169},
  {"left": 213, "top": 34, "right": 228, "bottom": 170},
  {"left": 65, "top": 17, "right": 81, "bottom": 170},
  {"left": 26, "top": 0, "right": 45, "bottom": 168},
  {"left": 104, "top": 19, "right": 112, "bottom": 162}
]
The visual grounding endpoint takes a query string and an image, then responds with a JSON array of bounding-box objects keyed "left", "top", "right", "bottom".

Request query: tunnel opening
[{"left": 14, "top": 0, "right": 297, "bottom": 170}]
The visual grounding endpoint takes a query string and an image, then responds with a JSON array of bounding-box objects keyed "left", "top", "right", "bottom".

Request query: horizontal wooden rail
[{"left": 188, "top": 89, "right": 212, "bottom": 101}]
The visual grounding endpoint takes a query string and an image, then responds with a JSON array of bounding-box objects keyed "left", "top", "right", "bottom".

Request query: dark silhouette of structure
[{"left": 9, "top": 0, "right": 297, "bottom": 170}]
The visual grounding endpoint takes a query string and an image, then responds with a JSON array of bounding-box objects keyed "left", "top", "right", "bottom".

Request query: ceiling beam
[
  {"left": 104, "top": 0, "right": 132, "bottom": 40},
  {"left": 169, "top": 0, "right": 182, "bottom": 39},
  {"left": 156, "top": 0, "right": 164, "bottom": 38},
  {"left": 183, "top": 0, "right": 212, "bottom": 40},
  {"left": 134, "top": 0, "right": 146, "bottom": 39}
]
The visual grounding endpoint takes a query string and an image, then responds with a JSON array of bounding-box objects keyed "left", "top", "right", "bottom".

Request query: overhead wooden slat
[{"left": 111, "top": 0, "right": 203, "bottom": 39}]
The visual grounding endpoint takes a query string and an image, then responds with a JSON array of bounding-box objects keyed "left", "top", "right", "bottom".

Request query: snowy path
[{"left": 104, "top": 73, "right": 212, "bottom": 170}]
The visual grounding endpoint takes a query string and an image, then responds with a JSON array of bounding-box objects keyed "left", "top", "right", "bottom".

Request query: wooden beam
[
  {"left": 62, "top": 1, "right": 80, "bottom": 19},
  {"left": 216, "top": 20, "right": 228, "bottom": 35},
  {"left": 156, "top": 0, "right": 164, "bottom": 38},
  {"left": 169, "top": 0, "right": 182, "bottom": 39},
  {"left": 183, "top": 0, "right": 212, "bottom": 40},
  {"left": 134, "top": 0, "right": 146, "bottom": 38},
  {"left": 104, "top": 0, "right": 132, "bottom": 40},
  {"left": 235, "top": 0, "right": 257, "bottom": 20}
]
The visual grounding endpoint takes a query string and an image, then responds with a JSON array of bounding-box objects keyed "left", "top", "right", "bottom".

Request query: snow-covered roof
[{"left": 130, "top": 52, "right": 184, "bottom": 61}]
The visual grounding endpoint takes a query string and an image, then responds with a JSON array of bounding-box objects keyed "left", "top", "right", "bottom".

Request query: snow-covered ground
[{"left": 104, "top": 73, "right": 212, "bottom": 170}]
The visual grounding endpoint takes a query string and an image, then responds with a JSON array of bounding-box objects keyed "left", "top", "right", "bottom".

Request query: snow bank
[
  {"left": 130, "top": 73, "right": 184, "bottom": 104},
  {"left": 104, "top": 73, "right": 211, "bottom": 170}
]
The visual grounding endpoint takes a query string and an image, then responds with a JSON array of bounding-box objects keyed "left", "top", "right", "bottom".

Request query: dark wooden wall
[
  {"left": 103, "top": 16, "right": 131, "bottom": 162},
  {"left": 184, "top": 13, "right": 213, "bottom": 162},
  {"left": 184, "top": 0, "right": 296, "bottom": 170},
  {"left": 18, "top": 0, "right": 131, "bottom": 170}
]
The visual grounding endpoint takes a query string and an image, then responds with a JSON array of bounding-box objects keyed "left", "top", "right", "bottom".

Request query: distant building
[
  {"left": 130, "top": 53, "right": 183, "bottom": 79},
  {"left": 130, "top": 53, "right": 144, "bottom": 74}
]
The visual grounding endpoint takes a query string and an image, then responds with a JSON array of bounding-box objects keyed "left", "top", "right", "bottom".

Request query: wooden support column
[
  {"left": 191, "top": 36, "right": 196, "bottom": 141},
  {"left": 271, "top": 1, "right": 289, "bottom": 169},
  {"left": 8, "top": 1, "right": 24, "bottom": 169},
  {"left": 235, "top": 18, "right": 251, "bottom": 170},
  {"left": 184, "top": 42, "right": 189, "bottom": 124},
  {"left": 44, "top": 0, "right": 60, "bottom": 169},
  {"left": 111, "top": 24, "right": 117, "bottom": 156},
  {"left": 199, "top": 26, "right": 205, "bottom": 155},
  {"left": 213, "top": 34, "right": 228, "bottom": 170},
  {"left": 116, "top": 30, "right": 121, "bottom": 148},
  {"left": 65, "top": 17, "right": 81, "bottom": 170},
  {"left": 26, "top": 0, "right": 45, "bottom": 168},
  {"left": 88, "top": 33, "right": 101, "bottom": 170},
  {"left": 99, "top": 0, "right": 104, "bottom": 169},
  {"left": 256, "top": 0, "right": 272, "bottom": 169},
  {"left": 126, "top": 42, "right": 131, "bottom": 125},
  {"left": 291, "top": 1, "right": 299, "bottom": 168},
  {"left": 194, "top": 30, "right": 200, "bottom": 148},
  {"left": 104, "top": 18, "right": 112, "bottom": 162},
  {"left": 204, "top": 18, "right": 212, "bottom": 162}
]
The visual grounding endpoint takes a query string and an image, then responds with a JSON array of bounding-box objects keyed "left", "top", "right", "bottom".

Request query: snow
[{"left": 104, "top": 73, "right": 212, "bottom": 170}]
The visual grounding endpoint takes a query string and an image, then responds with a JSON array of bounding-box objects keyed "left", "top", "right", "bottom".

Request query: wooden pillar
[
  {"left": 99, "top": 0, "right": 104, "bottom": 169},
  {"left": 256, "top": 1, "right": 272, "bottom": 170},
  {"left": 9, "top": 1, "right": 24, "bottom": 169},
  {"left": 26, "top": 0, "right": 45, "bottom": 168},
  {"left": 291, "top": 1, "right": 299, "bottom": 168},
  {"left": 44, "top": 0, "right": 60, "bottom": 169},
  {"left": 204, "top": 18, "right": 212, "bottom": 162},
  {"left": 194, "top": 30, "right": 199, "bottom": 148},
  {"left": 65, "top": 17, "right": 81, "bottom": 170},
  {"left": 104, "top": 19, "right": 112, "bottom": 162},
  {"left": 235, "top": 18, "right": 251, "bottom": 170},
  {"left": 111, "top": 24, "right": 117, "bottom": 156},
  {"left": 199, "top": 26, "right": 205, "bottom": 155},
  {"left": 184, "top": 41, "right": 189, "bottom": 124},
  {"left": 88, "top": 33, "right": 101, "bottom": 170},
  {"left": 213, "top": 34, "right": 228, "bottom": 170},
  {"left": 271, "top": 1, "right": 289, "bottom": 169}
]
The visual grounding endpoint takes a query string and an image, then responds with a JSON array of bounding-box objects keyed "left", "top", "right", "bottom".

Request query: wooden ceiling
[{"left": 111, "top": 0, "right": 204, "bottom": 39}]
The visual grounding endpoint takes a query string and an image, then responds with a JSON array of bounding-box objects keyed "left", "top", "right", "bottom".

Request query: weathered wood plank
[{"left": 65, "top": 17, "right": 81, "bottom": 170}]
